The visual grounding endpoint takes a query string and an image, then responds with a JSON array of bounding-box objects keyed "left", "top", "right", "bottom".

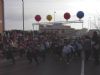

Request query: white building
[{"left": 39, "top": 23, "right": 76, "bottom": 38}]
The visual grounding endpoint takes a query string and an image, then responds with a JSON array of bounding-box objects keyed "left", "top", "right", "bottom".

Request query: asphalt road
[
  {"left": 85, "top": 59, "right": 100, "bottom": 75},
  {"left": 0, "top": 53, "right": 100, "bottom": 75}
]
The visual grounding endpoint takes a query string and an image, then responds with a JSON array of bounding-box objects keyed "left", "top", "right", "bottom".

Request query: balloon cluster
[{"left": 34, "top": 11, "right": 84, "bottom": 22}]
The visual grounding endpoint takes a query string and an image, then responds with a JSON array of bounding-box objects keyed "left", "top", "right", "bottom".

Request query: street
[{"left": 0, "top": 53, "right": 100, "bottom": 75}]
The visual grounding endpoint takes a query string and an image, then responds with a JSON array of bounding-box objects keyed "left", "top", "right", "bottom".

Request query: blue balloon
[{"left": 77, "top": 11, "right": 84, "bottom": 19}]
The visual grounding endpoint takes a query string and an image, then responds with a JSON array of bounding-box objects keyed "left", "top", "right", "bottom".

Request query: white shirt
[{"left": 62, "top": 45, "right": 72, "bottom": 54}]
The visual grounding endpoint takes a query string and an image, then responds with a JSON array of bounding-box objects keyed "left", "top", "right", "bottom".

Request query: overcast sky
[{"left": 4, "top": 0, "right": 100, "bottom": 30}]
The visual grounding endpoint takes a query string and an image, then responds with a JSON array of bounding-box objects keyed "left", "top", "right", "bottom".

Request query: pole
[
  {"left": 80, "top": 19, "right": 83, "bottom": 29},
  {"left": 82, "top": 21, "right": 83, "bottom": 29},
  {"left": 89, "top": 17, "right": 91, "bottom": 30},
  {"left": 22, "top": 0, "right": 24, "bottom": 31},
  {"left": 2, "top": 0, "right": 5, "bottom": 32},
  {"left": 54, "top": 11, "right": 56, "bottom": 22}
]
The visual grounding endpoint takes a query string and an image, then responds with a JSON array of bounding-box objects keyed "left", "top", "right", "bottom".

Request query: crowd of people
[{"left": 0, "top": 30, "right": 100, "bottom": 65}]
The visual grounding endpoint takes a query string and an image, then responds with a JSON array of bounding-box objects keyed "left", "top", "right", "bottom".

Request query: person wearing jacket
[{"left": 92, "top": 31, "right": 100, "bottom": 64}]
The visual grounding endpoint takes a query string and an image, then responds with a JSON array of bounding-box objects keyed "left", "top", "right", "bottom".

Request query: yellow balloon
[{"left": 47, "top": 15, "right": 52, "bottom": 21}]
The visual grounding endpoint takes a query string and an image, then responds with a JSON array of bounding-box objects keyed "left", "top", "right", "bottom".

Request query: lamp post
[
  {"left": 89, "top": 17, "right": 91, "bottom": 30},
  {"left": 22, "top": 0, "right": 24, "bottom": 31}
]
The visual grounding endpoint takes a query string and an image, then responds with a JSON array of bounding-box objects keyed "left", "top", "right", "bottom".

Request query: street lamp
[{"left": 22, "top": 0, "right": 24, "bottom": 31}]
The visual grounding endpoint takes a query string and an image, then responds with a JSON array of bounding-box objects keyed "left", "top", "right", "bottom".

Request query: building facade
[{"left": 39, "top": 23, "right": 76, "bottom": 38}]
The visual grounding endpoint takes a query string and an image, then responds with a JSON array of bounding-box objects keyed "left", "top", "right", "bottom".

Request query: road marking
[
  {"left": 81, "top": 59, "right": 84, "bottom": 75},
  {"left": 81, "top": 51, "right": 85, "bottom": 75}
]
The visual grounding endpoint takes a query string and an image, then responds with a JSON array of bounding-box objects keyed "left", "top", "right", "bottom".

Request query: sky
[{"left": 4, "top": 0, "right": 100, "bottom": 30}]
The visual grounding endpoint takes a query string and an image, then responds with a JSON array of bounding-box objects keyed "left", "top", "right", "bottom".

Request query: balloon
[
  {"left": 47, "top": 15, "right": 52, "bottom": 21},
  {"left": 64, "top": 12, "right": 71, "bottom": 20},
  {"left": 77, "top": 11, "right": 84, "bottom": 19},
  {"left": 35, "top": 15, "right": 41, "bottom": 22}
]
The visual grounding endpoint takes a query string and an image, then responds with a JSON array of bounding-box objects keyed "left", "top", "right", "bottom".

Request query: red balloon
[
  {"left": 64, "top": 12, "right": 71, "bottom": 20},
  {"left": 35, "top": 15, "right": 41, "bottom": 22}
]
